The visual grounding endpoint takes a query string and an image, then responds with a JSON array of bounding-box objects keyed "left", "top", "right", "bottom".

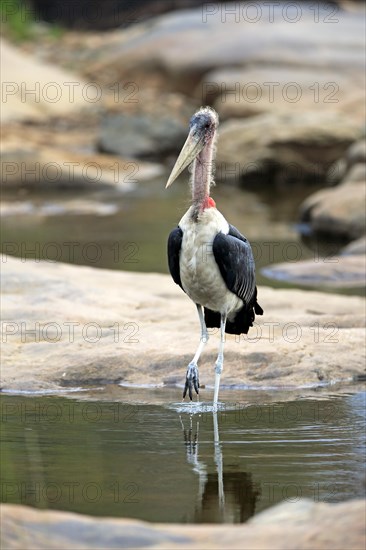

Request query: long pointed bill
[{"left": 166, "top": 129, "right": 205, "bottom": 188}]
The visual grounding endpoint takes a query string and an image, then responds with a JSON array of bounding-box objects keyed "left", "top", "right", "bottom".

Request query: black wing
[
  {"left": 167, "top": 226, "right": 184, "bottom": 292},
  {"left": 213, "top": 224, "right": 256, "bottom": 306},
  {"left": 208, "top": 224, "right": 263, "bottom": 334}
]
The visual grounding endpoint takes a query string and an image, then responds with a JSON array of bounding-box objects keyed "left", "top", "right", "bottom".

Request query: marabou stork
[{"left": 166, "top": 106, "right": 263, "bottom": 407}]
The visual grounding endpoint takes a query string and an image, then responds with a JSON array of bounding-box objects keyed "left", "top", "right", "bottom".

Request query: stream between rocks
[
  {"left": 1, "top": 174, "right": 361, "bottom": 294},
  {"left": 1, "top": 387, "right": 365, "bottom": 523}
]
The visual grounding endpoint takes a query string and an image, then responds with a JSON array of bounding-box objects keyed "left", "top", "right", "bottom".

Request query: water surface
[
  {"left": 1, "top": 388, "right": 365, "bottom": 523},
  {"left": 1, "top": 177, "right": 324, "bottom": 288}
]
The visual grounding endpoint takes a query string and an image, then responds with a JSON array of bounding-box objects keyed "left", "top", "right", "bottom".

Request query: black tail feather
[
  {"left": 254, "top": 302, "right": 263, "bottom": 316},
  {"left": 203, "top": 308, "right": 221, "bottom": 330}
]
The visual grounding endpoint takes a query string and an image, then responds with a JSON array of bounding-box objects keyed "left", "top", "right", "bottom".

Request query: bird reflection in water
[{"left": 179, "top": 410, "right": 260, "bottom": 523}]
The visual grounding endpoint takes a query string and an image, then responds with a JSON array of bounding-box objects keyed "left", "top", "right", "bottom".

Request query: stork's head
[{"left": 166, "top": 107, "right": 218, "bottom": 188}]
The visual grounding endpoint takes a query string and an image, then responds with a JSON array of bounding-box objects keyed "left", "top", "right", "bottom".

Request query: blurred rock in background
[
  {"left": 264, "top": 139, "right": 366, "bottom": 288},
  {"left": 1, "top": 0, "right": 365, "bottom": 286},
  {"left": 300, "top": 139, "right": 366, "bottom": 242}
]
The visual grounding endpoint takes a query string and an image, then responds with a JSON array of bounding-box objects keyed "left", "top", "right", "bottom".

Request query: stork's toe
[{"left": 183, "top": 363, "right": 200, "bottom": 400}]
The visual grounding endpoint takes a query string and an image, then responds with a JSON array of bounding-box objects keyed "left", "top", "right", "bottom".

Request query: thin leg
[
  {"left": 213, "top": 313, "right": 226, "bottom": 408},
  {"left": 183, "top": 304, "right": 209, "bottom": 400}
]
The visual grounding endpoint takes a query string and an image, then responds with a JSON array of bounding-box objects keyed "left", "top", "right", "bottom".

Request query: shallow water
[
  {"left": 1, "top": 388, "right": 365, "bottom": 523},
  {"left": 1, "top": 177, "right": 334, "bottom": 289}
]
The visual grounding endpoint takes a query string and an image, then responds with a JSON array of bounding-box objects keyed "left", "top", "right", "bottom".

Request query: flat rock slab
[
  {"left": 1, "top": 256, "right": 365, "bottom": 393},
  {"left": 343, "top": 236, "right": 366, "bottom": 256},
  {"left": 98, "top": 111, "right": 187, "bottom": 158},
  {"left": 262, "top": 254, "right": 366, "bottom": 288},
  {"left": 300, "top": 181, "right": 366, "bottom": 240},
  {"left": 1, "top": 499, "right": 365, "bottom": 550},
  {"left": 202, "top": 66, "right": 365, "bottom": 122},
  {"left": 86, "top": 3, "right": 365, "bottom": 93},
  {"left": 215, "top": 111, "right": 361, "bottom": 185},
  {"left": 1, "top": 39, "right": 92, "bottom": 123},
  {"left": 0, "top": 144, "right": 163, "bottom": 189}
]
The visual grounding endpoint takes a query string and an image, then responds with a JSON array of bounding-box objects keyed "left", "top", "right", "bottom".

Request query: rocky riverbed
[
  {"left": 1, "top": 499, "right": 365, "bottom": 550},
  {"left": 1, "top": 255, "right": 365, "bottom": 393}
]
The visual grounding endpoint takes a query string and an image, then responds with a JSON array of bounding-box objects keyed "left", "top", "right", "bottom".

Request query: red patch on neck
[{"left": 206, "top": 196, "right": 216, "bottom": 209}]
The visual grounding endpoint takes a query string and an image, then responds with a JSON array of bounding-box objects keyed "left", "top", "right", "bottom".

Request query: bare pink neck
[{"left": 191, "top": 134, "right": 216, "bottom": 213}]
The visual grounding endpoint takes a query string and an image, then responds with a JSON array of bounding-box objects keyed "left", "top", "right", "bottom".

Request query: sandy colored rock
[
  {"left": 341, "top": 140, "right": 366, "bottom": 185},
  {"left": 300, "top": 138, "right": 366, "bottom": 241},
  {"left": 99, "top": 112, "right": 187, "bottom": 159},
  {"left": 327, "top": 139, "right": 366, "bottom": 185},
  {"left": 1, "top": 499, "right": 365, "bottom": 549},
  {"left": 215, "top": 112, "right": 361, "bottom": 185},
  {"left": 300, "top": 181, "right": 366, "bottom": 240},
  {"left": 346, "top": 139, "right": 366, "bottom": 165},
  {"left": 0, "top": 120, "right": 164, "bottom": 189},
  {"left": 1, "top": 39, "right": 94, "bottom": 123},
  {"left": 342, "top": 236, "right": 366, "bottom": 256},
  {"left": 0, "top": 144, "right": 163, "bottom": 188},
  {"left": 1, "top": 255, "right": 365, "bottom": 393},
  {"left": 262, "top": 254, "right": 366, "bottom": 288},
  {"left": 201, "top": 66, "right": 365, "bottom": 123},
  {"left": 84, "top": 3, "right": 365, "bottom": 95},
  {"left": 342, "top": 163, "right": 366, "bottom": 184},
  {"left": 98, "top": 89, "right": 198, "bottom": 158}
]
